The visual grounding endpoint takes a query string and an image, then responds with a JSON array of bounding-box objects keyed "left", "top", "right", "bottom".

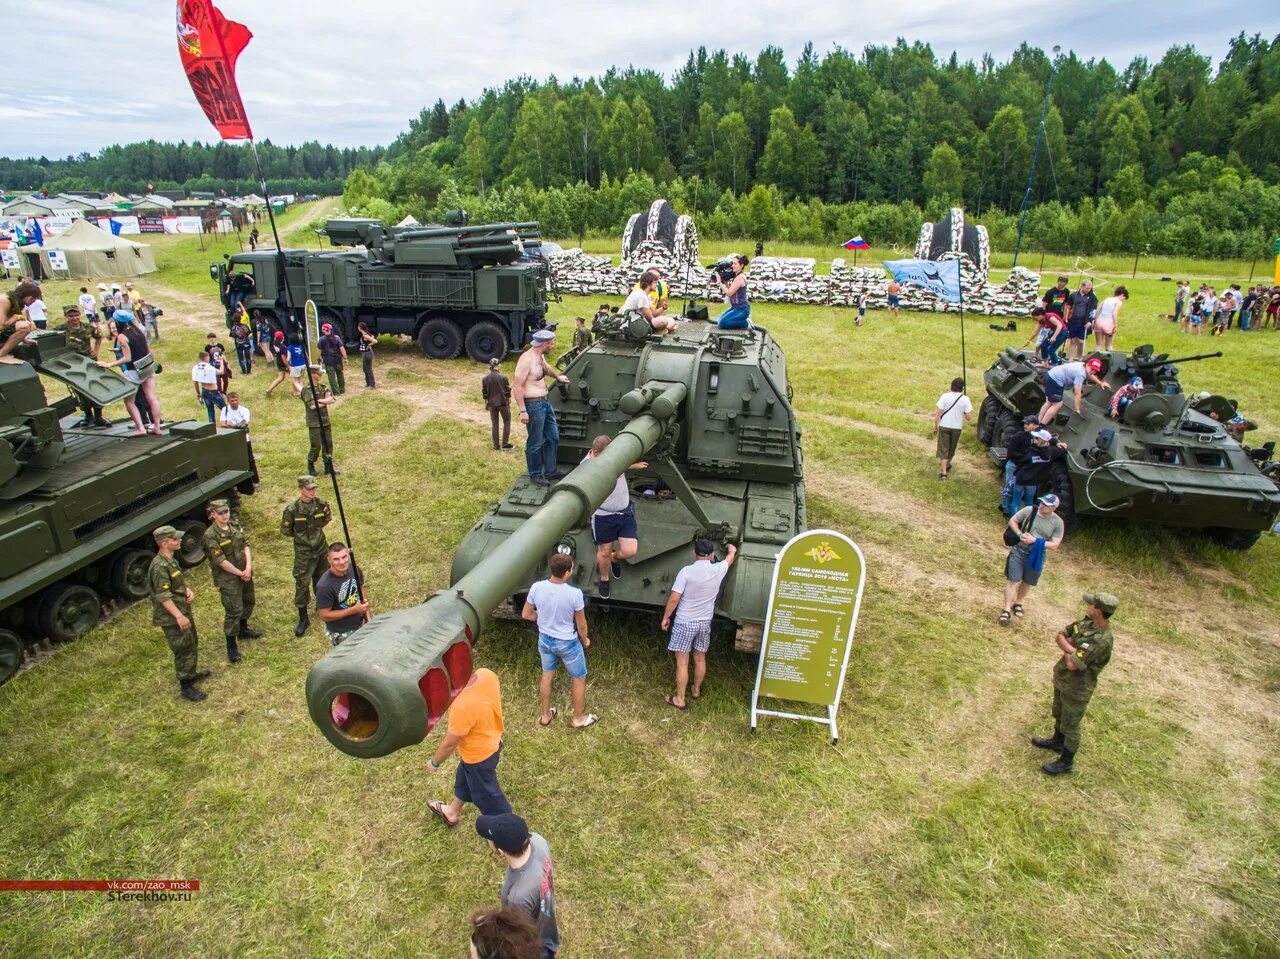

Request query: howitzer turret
[
  {"left": 306, "top": 383, "right": 688, "bottom": 758},
  {"left": 307, "top": 314, "right": 807, "bottom": 758},
  {"left": 322, "top": 218, "right": 543, "bottom": 270}
]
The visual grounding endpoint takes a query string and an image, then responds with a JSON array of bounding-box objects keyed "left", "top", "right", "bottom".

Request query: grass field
[{"left": 2, "top": 202, "right": 1278, "bottom": 958}]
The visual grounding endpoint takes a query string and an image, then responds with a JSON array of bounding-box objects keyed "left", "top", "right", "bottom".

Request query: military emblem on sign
[
  {"left": 804, "top": 541, "right": 841, "bottom": 564},
  {"left": 176, "top": 11, "right": 201, "bottom": 57}
]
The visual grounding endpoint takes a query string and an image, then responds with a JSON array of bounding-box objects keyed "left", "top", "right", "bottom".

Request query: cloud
[{"left": 4, "top": 0, "right": 1276, "bottom": 158}]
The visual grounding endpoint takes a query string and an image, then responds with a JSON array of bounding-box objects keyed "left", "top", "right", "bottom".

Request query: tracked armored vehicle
[
  {"left": 211, "top": 217, "right": 548, "bottom": 363},
  {"left": 0, "top": 332, "right": 255, "bottom": 684},
  {"left": 977, "top": 345, "right": 1280, "bottom": 549},
  {"left": 306, "top": 311, "right": 805, "bottom": 758}
]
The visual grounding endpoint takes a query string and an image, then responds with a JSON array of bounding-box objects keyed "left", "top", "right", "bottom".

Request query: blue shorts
[
  {"left": 539, "top": 634, "right": 588, "bottom": 678},
  {"left": 886, "top": 295, "right": 899, "bottom": 307},
  {"left": 592, "top": 505, "right": 637, "bottom": 544},
  {"left": 453, "top": 745, "right": 511, "bottom": 815},
  {"left": 1043, "top": 375, "right": 1066, "bottom": 402},
  {"left": 1067, "top": 321, "right": 1088, "bottom": 339}
]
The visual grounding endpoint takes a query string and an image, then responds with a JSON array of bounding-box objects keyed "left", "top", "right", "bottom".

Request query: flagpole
[
  {"left": 248, "top": 139, "right": 361, "bottom": 585},
  {"left": 958, "top": 259, "right": 967, "bottom": 390}
]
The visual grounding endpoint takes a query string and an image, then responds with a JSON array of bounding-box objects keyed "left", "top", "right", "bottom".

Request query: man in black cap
[
  {"left": 475, "top": 813, "right": 560, "bottom": 959},
  {"left": 1033, "top": 591, "right": 1118, "bottom": 776},
  {"left": 318, "top": 322, "right": 347, "bottom": 395},
  {"left": 1000, "top": 414, "right": 1040, "bottom": 516}
]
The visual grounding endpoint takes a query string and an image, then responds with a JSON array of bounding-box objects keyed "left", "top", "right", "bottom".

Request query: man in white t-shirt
[
  {"left": 191, "top": 350, "right": 226, "bottom": 424},
  {"left": 931, "top": 377, "right": 973, "bottom": 479},
  {"left": 77, "top": 286, "right": 96, "bottom": 318},
  {"left": 522, "top": 553, "right": 598, "bottom": 729},
  {"left": 219, "top": 391, "right": 259, "bottom": 486},
  {"left": 25, "top": 295, "right": 48, "bottom": 330},
  {"left": 621, "top": 269, "right": 679, "bottom": 334},
  {"left": 660, "top": 538, "right": 738, "bottom": 709}
]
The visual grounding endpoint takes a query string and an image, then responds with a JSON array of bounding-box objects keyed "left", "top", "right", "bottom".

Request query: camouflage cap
[
  {"left": 153, "top": 524, "right": 181, "bottom": 542},
  {"left": 1083, "top": 592, "right": 1119, "bottom": 617},
  {"left": 62, "top": 304, "right": 81, "bottom": 317},
  {"left": 307, "top": 364, "right": 323, "bottom": 373},
  {"left": 208, "top": 499, "right": 231, "bottom": 513},
  {"left": 297, "top": 474, "right": 318, "bottom": 489}
]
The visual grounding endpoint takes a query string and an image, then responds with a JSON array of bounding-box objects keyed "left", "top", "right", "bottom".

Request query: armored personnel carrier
[
  {"left": 211, "top": 217, "right": 548, "bottom": 363},
  {"left": 977, "top": 345, "right": 1280, "bottom": 549},
  {"left": 0, "top": 332, "right": 254, "bottom": 684},
  {"left": 306, "top": 311, "right": 805, "bottom": 758}
]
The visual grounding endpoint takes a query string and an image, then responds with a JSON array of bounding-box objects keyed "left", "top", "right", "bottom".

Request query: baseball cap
[
  {"left": 307, "top": 363, "right": 323, "bottom": 373},
  {"left": 694, "top": 538, "right": 716, "bottom": 556},
  {"left": 475, "top": 813, "right": 530, "bottom": 855},
  {"left": 1086, "top": 357, "right": 1104, "bottom": 373},
  {"left": 208, "top": 499, "right": 230, "bottom": 513},
  {"left": 1031, "top": 429, "right": 1053, "bottom": 441},
  {"left": 152, "top": 524, "right": 181, "bottom": 542},
  {"left": 1129, "top": 376, "right": 1144, "bottom": 389},
  {"left": 113, "top": 310, "right": 135, "bottom": 324},
  {"left": 273, "top": 331, "right": 285, "bottom": 341},
  {"left": 1022, "top": 414, "right": 1040, "bottom": 425},
  {"left": 530, "top": 329, "right": 556, "bottom": 344},
  {"left": 1037, "top": 493, "right": 1060, "bottom": 508},
  {"left": 297, "top": 474, "right": 318, "bottom": 489},
  {"left": 321, "top": 323, "right": 332, "bottom": 332},
  {"left": 1083, "top": 591, "right": 1119, "bottom": 616},
  {"left": 63, "top": 304, "right": 80, "bottom": 316}
]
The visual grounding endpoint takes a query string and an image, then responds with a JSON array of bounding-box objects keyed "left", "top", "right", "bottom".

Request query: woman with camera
[{"left": 715, "top": 255, "right": 751, "bottom": 330}]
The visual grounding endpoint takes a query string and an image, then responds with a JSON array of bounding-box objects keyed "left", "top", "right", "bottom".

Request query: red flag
[{"left": 176, "top": 0, "right": 254, "bottom": 140}]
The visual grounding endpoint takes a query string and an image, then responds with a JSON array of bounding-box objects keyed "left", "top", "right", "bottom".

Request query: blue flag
[
  {"left": 882, "top": 258, "right": 962, "bottom": 303},
  {"left": 30, "top": 219, "right": 43, "bottom": 246},
  {"left": 109, "top": 219, "right": 122, "bottom": 236}
]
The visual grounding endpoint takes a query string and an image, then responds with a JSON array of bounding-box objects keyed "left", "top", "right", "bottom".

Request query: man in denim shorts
[
  {"left": 522, "top": 553, "right": 599, "bottom": 729},
  {"left": 660, "top": 539, "right": 738, "bottom": 709}
]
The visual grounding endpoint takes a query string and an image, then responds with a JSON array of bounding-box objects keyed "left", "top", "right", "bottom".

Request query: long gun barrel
[
  {"left": 305, "top": 382, "right": 689, "bottom": 758},
  {"left": 1135, "top": 350, "right": 1223, "bottom": 368}
]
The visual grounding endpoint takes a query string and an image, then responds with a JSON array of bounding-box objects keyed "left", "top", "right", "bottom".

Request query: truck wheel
[
  {"left": 0, "top": 629, "right": 23, "bottom": 684},
  {"left": 1206, "top": 527, "right": 1262, "bottom": 551},
  {"left": 1047, "top": 460, "right": 1077, "bottom": 534},
  {"left": 977, "top": 396, "right": 1002, "bottom": 446},
  {"left": 175, "top": 520, "right": 208, "bottom": 568},
  {"left": 37, "top": 583, "right": 102, "bottom": 643},
  {"left": 418, "top": 317, "right": 463, "bottom": 360},
  {"left": 465, "top": 322, "right": 509, "bottom": 364},
  {"left": 996, "top": 410, "right": 1022, "bottom": 449},
  {"left": 109, "top": 548, "right": 156, "bottom": 601}
]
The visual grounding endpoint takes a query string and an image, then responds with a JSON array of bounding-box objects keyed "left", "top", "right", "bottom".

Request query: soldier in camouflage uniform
[
  {"left": 60, "top": 305, "right": 108, "bottom": 427},
  {"left": 202, "top": 499, "right": 261, "bottom": 663},
  {"left": 149, "top": 525, "right": 210, "bottom": 702},
  {"left": 281, "top": 474, "right": 332, "bottom": 636},
  {"left": 302, "top": 365, "right": 337, "bottom": 477},
  {"left": 1032, "top": 591, "right": 1118, "bottom": 776}
]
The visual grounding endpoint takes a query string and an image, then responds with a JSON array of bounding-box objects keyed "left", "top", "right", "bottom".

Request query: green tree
[
  {"left": 738, "top": 183, "right": 779, "bottom": 240},
  {"left": 923, "top": 143, "right": 965, "bottom": 206},
  {"left": 712, "top": 112, "right": 751, "bottom": 194},
  {"left": 461, "top": 119, "right": 490, "bottom": 196},
  {"left": 1106, "top": 163, "right": 1146, "bottom": 207}
]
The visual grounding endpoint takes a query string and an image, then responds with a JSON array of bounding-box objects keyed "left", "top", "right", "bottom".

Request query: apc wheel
[
  {"left": 1206, "top": 527, "right": 1262, "bottom": 551},
  {"left": 977, "top": 396, "right": 1002, "bottom": 446},
  {"left": 109, "top": 548, "right": 155, "bottom": 601},
  {"left": 995, "top": 410, "right": 1022, "bottom": 449},
  {"left": 464, "top": 321, "right": 509, "bottom": 364},
  {"left": 1047, "top": 460, "right": 1078, "bottom": 534},
  {"left": 418, "top": 317, "right": 463, "bottom": 360},
  {"left": 175, "top": 520, "right": 208, "bottom": 568},
  {"left": 0, "top": 629, "right": 23, "bottom": 684},
  {"left": 37, "top": 583, "right": 102, "bottom": 643}
]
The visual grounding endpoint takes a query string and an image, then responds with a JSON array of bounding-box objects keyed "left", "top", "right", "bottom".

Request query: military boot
[
  {"left": 239, "top": 619, "right": 263, "bottom": 639},
  {"left": 295, "top": 606, "right": 311, "bottom": 637},
  {"left": 225, "top": 635, "right": 242, "bottom": 663},
  {"left": 1031, "top": 729, "right": 1065, "bottom": 751},
  {"left": 306, "top": 462, "right": 317, "bottom": 477},
  {"left": 1042, "top": 749, "right": 1075, "bottom": 776},
  {"left": 180, "top": 680, "right": 207, "bottom": 702},
  {"left": 193, "top": 669, "right": 213, "bottom": 681}
]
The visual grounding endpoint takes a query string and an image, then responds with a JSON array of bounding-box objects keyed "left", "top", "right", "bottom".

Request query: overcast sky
[{"left": 5, "top": 0, "right": 1278, "bottom": 158}]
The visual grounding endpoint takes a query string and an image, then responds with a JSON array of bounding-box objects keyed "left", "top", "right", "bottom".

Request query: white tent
[{"left": 41, "top": 218, "right": 157, "bottom": 278}]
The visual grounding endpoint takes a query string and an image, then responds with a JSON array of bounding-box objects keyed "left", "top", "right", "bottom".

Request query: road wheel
[
  {"left": 0, "top": 629, "right": 23, "bottom": 684},
  {"left": 1206, "top": 527, "right": 1262, "bottom": 551},
  {"left": 109, "top": 548, "right": 155, "bottom": 601},
  {"left": 418, "top": 317, "right": 463, "bottom": 360},
  {"left": 977, "top": 395, "right": 1002, "bottom": 446},
  {"left": 996, "top": 410, "right": 1022, "bottom": 449},
  {"left": 1047, "top": 460, "right": 1077, "bottom": 534},
  {"left": 37, "top": 583, "right": 102, "bottom": 643},
  {"left": 464, "top": 321, "right": 509, "bottom": 364},
  {"left": 175, "top": 520, "right": 208, "bottom": 568}
]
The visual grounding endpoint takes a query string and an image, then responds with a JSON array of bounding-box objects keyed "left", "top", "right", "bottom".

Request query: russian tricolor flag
[{"left": 843, "top": 236, "right": 870, "bottom": 250}]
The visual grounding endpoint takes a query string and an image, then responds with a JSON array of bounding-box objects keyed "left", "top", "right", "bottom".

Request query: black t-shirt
[
  {"left": 1005, "top": 429, "right": 1034, "bottom": 466},
  {"left": 1065, "top": 291, "right": 1097, "bottom": 327},
  {"left": 1042, "top": 286, "right": 1070, "bottom": 316},
  {"left": 315, "top": 562, "right": 365, "bottom": 634},
  {"left": 1015, "top": 443, "right": 1066, "bottom": 485}
]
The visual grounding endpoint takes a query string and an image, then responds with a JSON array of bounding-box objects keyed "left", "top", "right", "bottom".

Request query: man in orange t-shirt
[{"left": 426, "top": 667, "right": 511, "bottom": 826}]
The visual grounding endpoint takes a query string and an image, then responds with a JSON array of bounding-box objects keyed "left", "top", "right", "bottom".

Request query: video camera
[{"left": 710, "top": 257, "right": 738, "bottom": 284}]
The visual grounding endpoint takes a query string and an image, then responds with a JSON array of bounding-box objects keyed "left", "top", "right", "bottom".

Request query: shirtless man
[
  {"left": 0, "top": 281, "right": 39, "bottom": 358},
  {"left": 514, "top": 328, "right": 571, "bottom": 486}
]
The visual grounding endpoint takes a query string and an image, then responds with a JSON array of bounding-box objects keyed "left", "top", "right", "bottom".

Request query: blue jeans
[
  {"left": 524, "top": 398, "right": 559, "bottom": 480},
  {"left": 538, "top": 633, "right": 588, "bottom": 678},
  {"left": 1009, "top": 484, "right": 1038, "bottom": 515},
  {"left": 718, "top": 305, "right": 751, "bottom": 329},
  {"left": 1000, "top": 460, "right": 1017, "bottom": 515},
  {"left": 1240, "top": 308, "right": 1251, "bottom": 331},
  {"left": 235, "top": 341, "right": 253, "bottom": 373},
  {"left": 200, "top": 389, "right": 226, "bottom": 424}
]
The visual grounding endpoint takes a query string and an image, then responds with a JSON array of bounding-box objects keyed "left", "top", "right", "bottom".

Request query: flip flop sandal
[
  {"left": 538, "top": 706, "right": 558, "bottom": 727},
  {"left": 427, "top": 800, "right": 458, "bottom": 828},
  {"left": 690, "top": 688, "right": 701, "bottom": 700},
  {"left": 998, "top": 610, "right": 1012, "bottom": 626},
  {"left": 573, "top": 713, "right": 601, "bottom": 728},
  {"left": 1012, "top": 604, "right": 1025, "bottom": 618},
  {"left": 664, "top": 694, "right": 688, "bottom": 711}
]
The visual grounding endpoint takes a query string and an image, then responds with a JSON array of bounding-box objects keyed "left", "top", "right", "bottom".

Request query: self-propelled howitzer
[{"left": 307, "top": 314, "right": 807, "bottom": 758}]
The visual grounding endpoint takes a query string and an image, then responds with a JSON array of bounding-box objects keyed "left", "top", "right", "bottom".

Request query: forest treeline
[{"left": 344, "top": 35, "right": 1280, "bottom": 256}]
